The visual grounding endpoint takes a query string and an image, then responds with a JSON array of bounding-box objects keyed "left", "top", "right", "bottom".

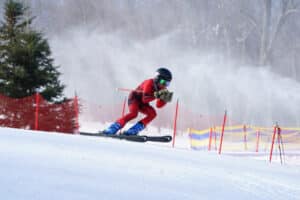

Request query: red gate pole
[
  {"left": 172, "top": 99, "right": 179, "bottom": 148},
  {"left": 73, "top": 93, "right": 80, "bottom": 134},
  {"left": 218, "top": 110, "right": 227, "bottom": 155},
  {"left": 34, "top": 93, "right": 40, "bottom": 131},
  {"left": 269, "top": 125, "right": 278, "bottom": 163}
]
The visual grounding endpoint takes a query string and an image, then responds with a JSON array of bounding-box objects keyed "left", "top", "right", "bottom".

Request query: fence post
[
  {"left": 218, "top": 110, "right": 227, "bottom": 154},
  {"left": 214, "top": 127, "right": 217, "bottom": 150},
  {"left": 208, "top": 127, "right": 213, "bottom": 151},
  {"left": 255, "top": 129, "right": 261, "bottom": 152},
  {"left": 243, "top": 125, "right": 248, "bottom": 151},
  {"left": 278, "top": 127, "right": 285, "bottom": 164},
  {"left": 172, "top": 99, "right": 179, "bottom": 148},
  {"left": 277, "top": 127, "right": 284, "bottom": 165},
  {"left": 188, "top": 128, "right": 192, "bottom": 148},
  {"left": 34, "top": 93, "right": 40, "bottom": 130}
]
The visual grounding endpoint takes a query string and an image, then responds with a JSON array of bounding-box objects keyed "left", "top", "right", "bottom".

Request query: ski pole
[
  {"left": 116, "top": 88, "right": 143, "bottom": 93},
  {"left": 116, "top": 88, "right": 134, "bottom": 92}
]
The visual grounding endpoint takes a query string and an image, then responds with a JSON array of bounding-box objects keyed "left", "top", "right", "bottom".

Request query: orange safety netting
[{"left": 0, "top": 93, "right": 78, "bottom": 133}]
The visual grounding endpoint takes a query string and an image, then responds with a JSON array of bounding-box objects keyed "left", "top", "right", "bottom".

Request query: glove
[
  {"left": 154, "top": 89, "right": 168, "bottom": 98},
  {"left": 154, "top": 89, "right": 173, "bottom": 102}
]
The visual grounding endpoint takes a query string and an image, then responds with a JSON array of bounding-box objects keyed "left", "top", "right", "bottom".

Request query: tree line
[{"left": 20, "top": 0, "right": 299, "bottom": 80}]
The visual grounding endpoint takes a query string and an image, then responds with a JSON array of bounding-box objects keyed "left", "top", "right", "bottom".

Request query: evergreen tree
[{"left": 0, "top": 0, "right": 65, "bottom": 102}]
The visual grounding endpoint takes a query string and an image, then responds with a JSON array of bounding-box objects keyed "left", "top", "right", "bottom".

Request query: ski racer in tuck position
[{"left": 102, "top": 68, "right": 173, "bottom": 136}]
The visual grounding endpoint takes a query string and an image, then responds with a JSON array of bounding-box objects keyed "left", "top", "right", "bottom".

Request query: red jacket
[{"left": 129, "top": 79, "right": 166, "bottom": 108}]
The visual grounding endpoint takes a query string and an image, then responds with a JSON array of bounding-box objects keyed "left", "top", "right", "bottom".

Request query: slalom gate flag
[{"left": 189, "top": 128, "right": 212, "bottom": 150}]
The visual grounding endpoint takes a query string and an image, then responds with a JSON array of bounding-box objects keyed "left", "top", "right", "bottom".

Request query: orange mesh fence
[{"left": 0, "top": 93, "right": 78, "bottom": 133}]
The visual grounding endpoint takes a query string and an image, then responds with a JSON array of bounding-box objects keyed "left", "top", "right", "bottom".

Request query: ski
[
  {"left": 79, "top": 132, "right": 147, "bottom": 142},
  {"left": 79, "top": 132, "right": 172, "bottom": 143},
  {"left": 145, "top": 135, "right": 172, "bottom": 143}
]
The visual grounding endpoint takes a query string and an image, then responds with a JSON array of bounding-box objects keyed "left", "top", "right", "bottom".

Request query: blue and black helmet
[
  {"left": 156, "top": 68, "right": 172, "bottom": 82},
  {"left": 155, "top": 68, "right": 172, "bottom": 87}
]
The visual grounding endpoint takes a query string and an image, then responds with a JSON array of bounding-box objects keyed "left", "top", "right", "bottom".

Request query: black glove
[{"left": 154, "top": 89, "right": 173, "bottom": 102}]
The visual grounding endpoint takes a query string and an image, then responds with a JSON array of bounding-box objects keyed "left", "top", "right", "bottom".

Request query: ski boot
[
  {"left": 102, "top": 122, "right": 122, "bottom": 135},
  {"left": 123, "top": 122, "right": 145, "bottom": 135}
]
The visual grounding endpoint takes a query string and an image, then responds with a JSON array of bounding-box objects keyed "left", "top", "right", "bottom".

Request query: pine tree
[{"left": 0, "top": 0, "right": 65, "bottom": 102}]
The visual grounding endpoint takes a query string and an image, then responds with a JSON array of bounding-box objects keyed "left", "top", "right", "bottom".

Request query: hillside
[{"left": 0, "top": 127, "right": 299, "bottom": 200}]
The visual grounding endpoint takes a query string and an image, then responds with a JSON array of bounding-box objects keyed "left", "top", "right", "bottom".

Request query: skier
[{"left": 102, "top": 68, "right": 173, "bottom": 135}]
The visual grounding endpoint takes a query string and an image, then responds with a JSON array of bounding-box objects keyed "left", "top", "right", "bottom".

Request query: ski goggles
[{"left": 159, "top": 79, "right": 170, "bottom": 87}]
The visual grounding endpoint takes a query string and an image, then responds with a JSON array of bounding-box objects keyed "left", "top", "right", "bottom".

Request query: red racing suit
[{"left": 116, "top": 78, "right": 167, "bottom": 127}]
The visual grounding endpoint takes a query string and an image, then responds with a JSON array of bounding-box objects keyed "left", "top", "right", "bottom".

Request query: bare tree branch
[
  {"left": 240, "top": 10, "right": 258, "bottom": 28},
  {"left": 284, "top": 8, "right": 299, "bottom": 17},
  {"left": 266, "top": 0, "right": 299, "bottom": 63}
]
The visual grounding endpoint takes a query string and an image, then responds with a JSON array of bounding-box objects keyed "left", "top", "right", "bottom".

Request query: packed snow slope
[{"left": 0, "top": 127, "right": 299, "bottom": 200}]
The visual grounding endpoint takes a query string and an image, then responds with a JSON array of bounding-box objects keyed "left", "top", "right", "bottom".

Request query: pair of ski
[{"left": 79, "top": 132, "right": 172, "bottom": 143}]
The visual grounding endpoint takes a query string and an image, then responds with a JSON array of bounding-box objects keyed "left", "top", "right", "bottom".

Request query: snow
[{"left": 0, "top": 127, "right": 300, "bottom": 200}]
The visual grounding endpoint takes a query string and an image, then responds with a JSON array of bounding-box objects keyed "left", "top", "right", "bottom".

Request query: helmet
[{"left": 155, "top": 68, "right": 172, "bottom": 82}]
